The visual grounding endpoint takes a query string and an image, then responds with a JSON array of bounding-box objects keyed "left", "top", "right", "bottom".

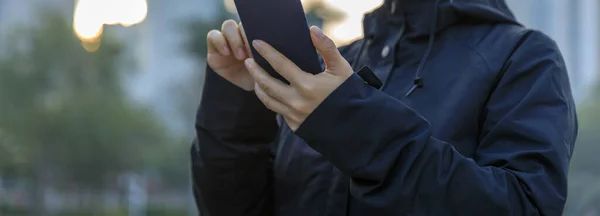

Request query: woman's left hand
[{"left": 245, "top": 26, "right": 354, "bottom": 131}]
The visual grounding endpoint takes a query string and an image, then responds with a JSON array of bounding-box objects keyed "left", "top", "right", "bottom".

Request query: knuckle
[
  {"left": 327, "top": 44, "right": 339, "bottom": 54},
  {"left": 273, "top": 56, "right": 289, "bottom": 70},
  {"left": 268, "top": 55, "right": 283, "bottom": 67},
  {"left": 258, "top": 80, "right": 271, "bottom": 94},
  {"left": 291, "top": 100, "right": 308, "bottom": 113},
  {"left": 256, "top": 90, "right": 269, "bottom": 104},
  {"left": 298, "top": 81, "right": 316, "bottom": 93},
  {"left": 254, "top": 89, "right": 263, "bottom": 98},
  {"left": 323, "top": 37, "right": 334, "bottom": 46},
  {"left": 254, "top": 82, "right": 261, "bottom": 91},
  {"left": 262, "top": 98, "right": 273, "bottom": 109},
  {"left": 287, "top": 114, "right": 301, "bottom": 125},
  {"left": 283, "top": 116, "right": 294, "bottom": 127},
  {"left": 323, "top": 38, "right": 338, "bottom": 52},
  {"left": 299, "top": 103, "right": 312, "bottom": 115}
]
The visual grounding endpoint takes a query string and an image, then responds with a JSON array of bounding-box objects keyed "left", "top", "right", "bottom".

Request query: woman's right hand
[{"left": 206, "top": 20, "right": 255, "bottom": 91}]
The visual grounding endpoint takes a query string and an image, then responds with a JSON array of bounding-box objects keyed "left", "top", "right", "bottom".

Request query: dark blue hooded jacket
[{"left": 191, "top": 0, "right": 578, "bottom": 215}]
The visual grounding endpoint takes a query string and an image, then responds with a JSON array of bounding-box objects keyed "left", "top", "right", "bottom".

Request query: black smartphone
[{"left": 234, "top": 0, "right": 323, "bottom": 83}]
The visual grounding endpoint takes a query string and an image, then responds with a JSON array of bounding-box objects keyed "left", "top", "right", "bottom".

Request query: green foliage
[
  {"left": 0, "top": 10, "right": 169, "bottom": 190},
  {"left": 0, "top": 203, "right": 33, "bottom": 215}
]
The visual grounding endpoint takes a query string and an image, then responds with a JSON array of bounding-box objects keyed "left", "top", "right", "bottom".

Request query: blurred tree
[
  {"left": 0, "top": 129, "right": 28, "bottom": 176},
  {"left": 0, "top": 10, "right": 171, "bottom": 213}
]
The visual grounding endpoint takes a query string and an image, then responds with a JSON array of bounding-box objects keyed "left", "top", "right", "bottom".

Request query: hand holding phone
[{"left": 206, "top": 20, "right": 256, "bottom": 90}]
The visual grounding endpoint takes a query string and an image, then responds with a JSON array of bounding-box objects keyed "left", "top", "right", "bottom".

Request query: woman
[{"left": 192, "top": 0, "right": 578, "bottom": 215}]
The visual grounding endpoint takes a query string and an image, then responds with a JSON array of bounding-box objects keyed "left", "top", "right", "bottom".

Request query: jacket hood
[
  {"left": 357, "top": 0, "right": 522, "bottom": 96},
  {"left": 367, "top": 0, "right": 520, "bottom": 38}
]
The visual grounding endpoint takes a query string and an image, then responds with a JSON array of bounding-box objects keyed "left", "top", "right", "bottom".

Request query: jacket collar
[
  {"left": 364, "top": 0, "right": 518, "bottom": 39},
  {"left": 383, "top": 0, "right": 442, "bottom": 15}
]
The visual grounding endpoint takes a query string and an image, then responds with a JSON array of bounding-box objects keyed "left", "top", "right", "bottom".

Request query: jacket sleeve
[
  {"left": 294, "top": 32, "right": 577, "bottom": 215},
  {"left": 191, "top": 66, "right": 278, "bottom": 216},
  {"left": 190, "top": 40, "right": 361, "bottom": 215}
]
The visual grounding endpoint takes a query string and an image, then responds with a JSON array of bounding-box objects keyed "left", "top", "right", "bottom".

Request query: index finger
[
  {"left": 244, "top": 58, "right": 295, "bottom": 106},
  {"left": 252, "top": 40, "right": 308, "bottom": 85}
]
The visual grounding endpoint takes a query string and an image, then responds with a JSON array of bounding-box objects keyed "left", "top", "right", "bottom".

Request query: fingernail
[
  {"left": 237, "top": 48, "right": 246, "bottom": 59},
  {"left": 222, "top": 46, "right": 231, "bottom": 56},
  {"left": 244, "top": 58, "right": 255, "bottom": 69},
  {"left": 252, "top": 40, "right": 264, "bottom": 50},
  {"left": 311, "top": 26, "right": 325, "bottom": 39}
]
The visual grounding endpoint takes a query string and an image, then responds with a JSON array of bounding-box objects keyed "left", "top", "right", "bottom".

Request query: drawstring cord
[
  {"left": 351, "top": 0, "right": 442, "bottom": 97},
  {"left": 405, "top": 0, "right": 441, "bottom": 97}
]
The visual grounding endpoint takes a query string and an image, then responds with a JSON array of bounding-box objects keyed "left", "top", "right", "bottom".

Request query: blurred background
[{"left": 0, "top": 0, "right": 597, "bottom": 215}]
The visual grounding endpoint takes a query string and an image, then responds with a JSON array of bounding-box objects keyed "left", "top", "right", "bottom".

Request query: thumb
[{"left": 310, "top": 26, "right": 349, "bottom": 73}]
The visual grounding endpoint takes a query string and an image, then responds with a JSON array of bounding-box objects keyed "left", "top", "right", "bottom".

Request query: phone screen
[{"left": 234, "top": 0, "right": 323, "bottom": 83}]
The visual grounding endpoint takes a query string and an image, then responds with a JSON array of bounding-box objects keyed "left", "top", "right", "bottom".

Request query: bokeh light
[
  {"left": 73, "top": 0, "right": 148, "bottom": 51},
  {"left": 322, "top": 0, "right": 383, "bottom": 44}
]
